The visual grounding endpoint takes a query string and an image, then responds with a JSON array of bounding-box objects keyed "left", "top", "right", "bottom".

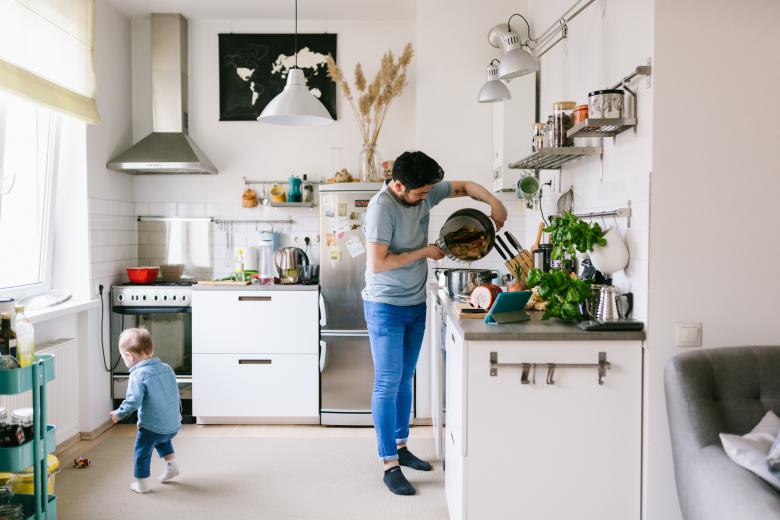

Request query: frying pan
[{"left": 435, "top": 208, "right": 495, "bottom": 262}]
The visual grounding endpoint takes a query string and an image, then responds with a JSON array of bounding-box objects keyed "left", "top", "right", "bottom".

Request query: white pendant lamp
[
  {"left": 257, "top": 0, "right": 334, "bottom": 126},
  {"left": 487, "top": 14, "right": 540, "bottom": 81},
  {"left": 477, "top": 60, "right": 511, "bottom": 103}
]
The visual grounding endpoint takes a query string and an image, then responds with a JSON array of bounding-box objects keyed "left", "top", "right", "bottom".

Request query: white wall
[
  {"left": 83, "top": 0, "right": 134, "bottom": 432},
  {"left": 415, "top": 0, "right": 531, "bottom": 278},
  {"left": 128, "top": 17, "right": 416, "bottom": 269},
  {"left": 526, "top": 0, "right": 653, "bottom": 320},
  {"left": 647, "top": 2, "right": 780, "bottom": 519}
]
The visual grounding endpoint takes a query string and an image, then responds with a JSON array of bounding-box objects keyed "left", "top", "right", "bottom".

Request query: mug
[
  {"left": 517, "top": 175, "right": 540, "bottom": 199},
  {"left": 269, "top": 184, "right": 287, "bottom": 203}
]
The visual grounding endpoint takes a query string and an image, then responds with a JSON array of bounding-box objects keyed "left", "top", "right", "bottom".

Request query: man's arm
[
  {"left": 367, "top": 242, "right": 445, "bottom": 274},
  {"left": 448, "top": 180, "right": 508, "bottom": 230}
]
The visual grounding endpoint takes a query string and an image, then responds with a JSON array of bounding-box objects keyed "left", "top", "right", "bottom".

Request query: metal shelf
[
  {"left": 508, "top": 147, "right": 602, "bottom": 171},
  {"left": 567, "top": 118, "right": 637, "bottom": 139},
  {"left": 269, "top": 201, "right": 315, "bottom": 208}
]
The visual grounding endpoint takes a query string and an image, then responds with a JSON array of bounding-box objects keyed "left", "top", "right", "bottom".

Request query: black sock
[
  {"left": 383, "top": 466, "right": 416, "bottom": 496},
  {"left": 397, "top": 447, "right": 432, "bottom": 471}
]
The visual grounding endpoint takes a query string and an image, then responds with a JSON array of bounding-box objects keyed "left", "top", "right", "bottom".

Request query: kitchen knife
[
  {"left": 495, "top": 235, "right": 513, "bottom": 258},
  {"left": 493, "top": 239, "right": 510, "bottom": 261},
  {"left": 505, "top": 232, "right": 524, "bottom": 254}
]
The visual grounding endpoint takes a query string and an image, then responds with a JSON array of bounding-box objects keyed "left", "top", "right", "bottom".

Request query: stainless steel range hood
[{"left": 107, "top": 13, "right": 217, "bottom": 175}]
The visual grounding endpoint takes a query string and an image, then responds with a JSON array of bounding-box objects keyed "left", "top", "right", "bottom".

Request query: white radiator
[{"left": 0, "top": 338, "right": 79, "bottom": 446}]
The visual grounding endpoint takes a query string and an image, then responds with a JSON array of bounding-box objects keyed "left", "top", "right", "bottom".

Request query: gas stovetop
[{"left": 112, "top": 283, "right": 193, "bottom": 307}]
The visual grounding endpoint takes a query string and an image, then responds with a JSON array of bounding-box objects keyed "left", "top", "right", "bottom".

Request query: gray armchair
[{"left": 665, "top": 346, "right": 780, "bottom": 520}]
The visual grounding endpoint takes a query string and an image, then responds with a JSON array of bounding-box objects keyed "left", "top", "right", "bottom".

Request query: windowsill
[{"left": 27, "top": 299, "right": 100, "bottom": 324}]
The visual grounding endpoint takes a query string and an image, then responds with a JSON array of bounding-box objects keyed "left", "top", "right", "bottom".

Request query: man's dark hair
[{"left": 392, "top": 151, "right": 444, "bottom": 190}]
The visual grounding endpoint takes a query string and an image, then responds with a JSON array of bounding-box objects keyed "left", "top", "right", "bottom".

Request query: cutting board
[
  {"left": 456, "top": 303, "right": 488, "bottom": 319},
  {"left": 197, "top": 280, "right": 251, "bottom": 286}
]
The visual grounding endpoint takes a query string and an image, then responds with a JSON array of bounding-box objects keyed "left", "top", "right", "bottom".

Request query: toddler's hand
[{"left": 110, "top": 411, "right": 120, "bottom": 423}]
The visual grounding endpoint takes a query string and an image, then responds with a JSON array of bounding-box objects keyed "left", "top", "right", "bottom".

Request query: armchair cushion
[{"left": 720, "top": 410, "right": 780, "bottom": 491}]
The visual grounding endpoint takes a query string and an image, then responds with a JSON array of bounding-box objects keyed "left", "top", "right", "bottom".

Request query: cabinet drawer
[
  {"left": 192, "top": 290, "right": 318, "bottom": 354},
  {"left": 192, "top": 353, "right": 319, "bottom": 418}
]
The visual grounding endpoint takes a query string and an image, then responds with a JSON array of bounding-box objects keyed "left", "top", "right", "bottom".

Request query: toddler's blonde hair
[{"left": 119, "top": 328, "right": 154, "bottom": 356}]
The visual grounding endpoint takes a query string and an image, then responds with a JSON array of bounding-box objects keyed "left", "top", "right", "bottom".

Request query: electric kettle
[
  {"left": 584, "top": 285, "right": 633, "bottom": 322},
  {"left": 275, "top": 247, "right": 309, "bottom": 284}
]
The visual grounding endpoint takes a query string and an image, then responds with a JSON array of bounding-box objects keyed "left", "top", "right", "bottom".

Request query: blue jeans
[
  {"left": 134, "top": 427, "right": 177, "bottom": 478},
  {"left": 364, "top": 300, "right": 427, "bottom": 461}
]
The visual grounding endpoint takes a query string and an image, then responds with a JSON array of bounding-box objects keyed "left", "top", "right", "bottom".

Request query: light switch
[{"left": 675, "top": 322, "right": 702, "bottom": 347}]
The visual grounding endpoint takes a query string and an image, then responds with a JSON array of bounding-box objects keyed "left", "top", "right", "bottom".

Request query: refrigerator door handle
[
  {"left": 319, "top": 293, "right": 327, "bottom": 327},
  {"left": 319, "top": 340, "right": 328, "bottom": 373}
]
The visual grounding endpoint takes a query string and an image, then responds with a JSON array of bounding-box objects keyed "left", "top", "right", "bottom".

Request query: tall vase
[{"left": 359, "top": 144, "right": 382, "bottom": 182}]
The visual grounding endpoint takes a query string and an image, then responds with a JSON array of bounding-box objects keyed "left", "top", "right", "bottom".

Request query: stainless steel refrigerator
[{"left": 319, "top": 183, "right": 384, "bottom": 425}]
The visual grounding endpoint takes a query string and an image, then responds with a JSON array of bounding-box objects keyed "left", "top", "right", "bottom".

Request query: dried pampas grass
[{"left": 326, "top": 43, "right": 413, "bottom": 149}]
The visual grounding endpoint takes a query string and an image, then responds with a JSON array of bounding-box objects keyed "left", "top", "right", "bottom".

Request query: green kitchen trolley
[{"left": 0, "top": 355, "right": 57, "bottom": 519}]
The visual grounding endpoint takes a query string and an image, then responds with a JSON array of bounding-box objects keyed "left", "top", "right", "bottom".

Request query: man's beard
[{"left": 398, "top": 191, "right": 423, "bottom": 207}]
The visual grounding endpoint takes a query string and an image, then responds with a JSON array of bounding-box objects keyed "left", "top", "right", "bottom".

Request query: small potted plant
[{"left": 525, "top": 212, "right": 607, "bottom": 320}]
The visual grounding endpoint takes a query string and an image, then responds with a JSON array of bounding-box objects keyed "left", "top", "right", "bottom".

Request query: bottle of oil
[
  {"left": 14, "top": 307, "right": 34, "bottom": 368},
  {"left": 0, "top": 313, "right": 17, "bottom": 360}
]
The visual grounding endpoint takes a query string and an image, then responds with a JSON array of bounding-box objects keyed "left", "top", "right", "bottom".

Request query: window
[{"left": 0, "top": 90, "right": 60, "bottom": 293}]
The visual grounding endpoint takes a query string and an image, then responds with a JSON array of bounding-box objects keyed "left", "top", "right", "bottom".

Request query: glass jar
[
  {"left": 545, "top": 115, "right": 554, "bottom": 150},
  {"left": 359, "top": 144, "right": 382, "bottom": 182},
  {"left": 552, "top": 101, "right": 576, "bottom": 147},
  {"left": 531, "top": 123, "right": 546, "bottom": 152},
  {"left": 10, "top": 409, "right": 32, "bottom": 443}
]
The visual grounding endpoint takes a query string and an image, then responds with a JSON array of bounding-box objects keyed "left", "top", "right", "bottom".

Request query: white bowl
[{"left": 589, "top": 228, "right": 629, "bottom": 275}]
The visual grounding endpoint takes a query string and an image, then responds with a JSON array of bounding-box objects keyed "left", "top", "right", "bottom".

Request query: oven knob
[
  {"left": 143, "top": 295, "right": 148, "bottom": 301},
  {"left": 153, "top": 295, "right": 158, "bottom": 301},
  {"left": 172, "top": 295, "right": 177, "bottom": 301},
  {"left": 163, "top": 295, "right": 168, "bottom": 301},
  {"left": 117, "top": 294, "right": 124, "bottom": 302}
]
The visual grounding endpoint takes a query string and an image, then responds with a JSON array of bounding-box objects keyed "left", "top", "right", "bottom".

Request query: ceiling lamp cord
[
  {"left": 294, "top": 0, "right": 298, "bottom": 69},
  {"left": 507, "top": 13, "right": 536, "bottom": 49}
]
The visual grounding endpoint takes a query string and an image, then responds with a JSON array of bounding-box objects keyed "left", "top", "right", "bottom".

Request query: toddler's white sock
[
  {"left": 158, "top": 460, "right": 180, "bottom": 483},
  {"left": 130, "top": 478, "right": 150, "bottom": 494}
]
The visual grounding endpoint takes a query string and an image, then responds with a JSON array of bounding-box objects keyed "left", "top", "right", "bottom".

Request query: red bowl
[{"left": 127, "top": 267, "right": 159, "bottom": 284}]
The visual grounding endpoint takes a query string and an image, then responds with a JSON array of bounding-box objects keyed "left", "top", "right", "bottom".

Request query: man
[{"left": 363, "top": 151, "right": 507, "bottom": 495}]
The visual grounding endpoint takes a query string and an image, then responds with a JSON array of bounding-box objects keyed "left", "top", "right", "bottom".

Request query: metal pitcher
[
  {"left": 584, "top": 285, "right": 633, "bottom": 322},
  {"left": 274, "top": 247, "right": 309, "bottom": 284}
]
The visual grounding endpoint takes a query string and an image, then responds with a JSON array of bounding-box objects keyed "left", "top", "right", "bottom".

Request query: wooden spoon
[{"left": 530, "top": 222, "right": 545, "bottom": 253}]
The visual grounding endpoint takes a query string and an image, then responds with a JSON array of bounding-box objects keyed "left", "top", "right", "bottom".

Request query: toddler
[{"left": 110, "top": 328, "right": 182, "bottom": 493}]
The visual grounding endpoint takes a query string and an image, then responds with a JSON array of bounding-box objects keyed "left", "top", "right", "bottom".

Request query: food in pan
[{"left": 444, "top": 226, "right": 490, "bottom": 260}]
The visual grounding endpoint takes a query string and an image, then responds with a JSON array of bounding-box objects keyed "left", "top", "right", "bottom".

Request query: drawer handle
[
  {"left": 238, "top": 359, "right": 272, "bottom": 365},
  {"left": 238, "top": 296, "right": 272, "bottom": 302}
]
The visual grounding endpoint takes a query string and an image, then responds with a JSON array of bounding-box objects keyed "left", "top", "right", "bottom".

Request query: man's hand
[
  {"left": 424, "top": 244, "right": 446, "bottom": 261},
  {"left": 110, "top": 411, "right": 120, "bottom": 424},
  {"left": 491, "top": 201, "right": 508, "bottom": 230}
]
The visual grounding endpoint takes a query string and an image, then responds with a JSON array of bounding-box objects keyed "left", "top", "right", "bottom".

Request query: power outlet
[{"left": 291, "top": 234, "right": 320, "bottom": 246}]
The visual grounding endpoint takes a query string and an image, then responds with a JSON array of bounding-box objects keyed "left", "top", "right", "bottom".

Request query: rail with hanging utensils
[
  {"left": 573, "top": 200, "right": 632, "bottom": 228},
  {"left": 489, "top": 351, "right": 611, "bottom": 385}
]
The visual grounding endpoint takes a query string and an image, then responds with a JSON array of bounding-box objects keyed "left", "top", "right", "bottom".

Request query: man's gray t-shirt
[{"left": 362, "top": 180, "right": 452, "bottom": 306}]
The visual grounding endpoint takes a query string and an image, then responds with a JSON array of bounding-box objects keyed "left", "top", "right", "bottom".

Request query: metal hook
[
  {"left": 546, "top": 364, "right": 556, "bottom": 385},
  {"left": 531, "top": 363, "right": 536, "bottom": 385},
  {"left": 521, "top": 363, "right": 531, "bottom": 385}
]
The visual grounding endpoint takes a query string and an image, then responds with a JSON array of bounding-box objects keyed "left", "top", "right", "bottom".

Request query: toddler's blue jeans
[{"left": 134, "top": 427, "right": 177, "bottom": 478}]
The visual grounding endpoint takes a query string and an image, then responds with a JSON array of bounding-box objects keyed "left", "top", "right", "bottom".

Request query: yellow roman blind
[{"left": 0, "top": 0, "right": 101, "bottom": 123}]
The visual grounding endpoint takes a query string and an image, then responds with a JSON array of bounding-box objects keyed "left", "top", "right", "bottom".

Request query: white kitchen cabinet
[
  {"left": 193, "top": 353, "right": 318, "bottom": 420},
  {"left": 192, "top": 290, "right": 318, "bottom": 354},
  {"left": 445, "top": 328, "right": 643, "bottom": 520},
  {"left": 192, "top": 288, "right": 319, "bottom": 424}
]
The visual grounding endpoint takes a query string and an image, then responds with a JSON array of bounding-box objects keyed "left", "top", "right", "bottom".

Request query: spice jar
[
  {"left": 545, "top": 115, "right": 554, "bottom": 149},
  {"left": 0, "top": 407, "right": 23, "bottom": 447},
  {"left": 573, "top": 104, "right": 589, "bottom": 125},
  {"left": 531, "top": 123, "right": 546, "bottom": 152},
  {"left": 552, "top": 101, "right": 575, "bottom": 147},
  {"left": 10, "top": 409, "right": 32, "bottom": 443}
]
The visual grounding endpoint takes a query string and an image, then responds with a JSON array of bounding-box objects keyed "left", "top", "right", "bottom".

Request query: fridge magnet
[
  {"left": 325, "top": 233, "right": 336, "bottom": 247},
  {"left": 349, "top": 211, "right": 360, "bottom": 221},
  {"left": 346, "top": 236, "right": 366, "bottom": 258},
  {"left": 329, "top": 246, "right": 342, "bottom": 261},
  {"left": 325, "top": 206, "right": 335, "bottom": 218},
  {"left": 336, "top": 230, "right": 345, "bottom": 240},
  {"left": 350, "top": 223, "right": 361, "bottom": 231},
  {"left": 338, "top": 203, "right": 348, "bottom": 217}
]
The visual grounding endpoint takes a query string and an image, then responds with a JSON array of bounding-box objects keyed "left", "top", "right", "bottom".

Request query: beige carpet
[{"left": 56, "top": 429, "right": 447, "bottom": 520}]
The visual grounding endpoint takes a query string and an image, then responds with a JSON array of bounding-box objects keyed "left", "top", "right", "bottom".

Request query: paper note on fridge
[{"left": 346, "top": 236, "right": 366, "bottom": 258}]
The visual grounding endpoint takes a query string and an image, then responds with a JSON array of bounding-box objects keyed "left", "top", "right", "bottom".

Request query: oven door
[{"left": 111, "top": 306, "right": 192, "bottom": 379}]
